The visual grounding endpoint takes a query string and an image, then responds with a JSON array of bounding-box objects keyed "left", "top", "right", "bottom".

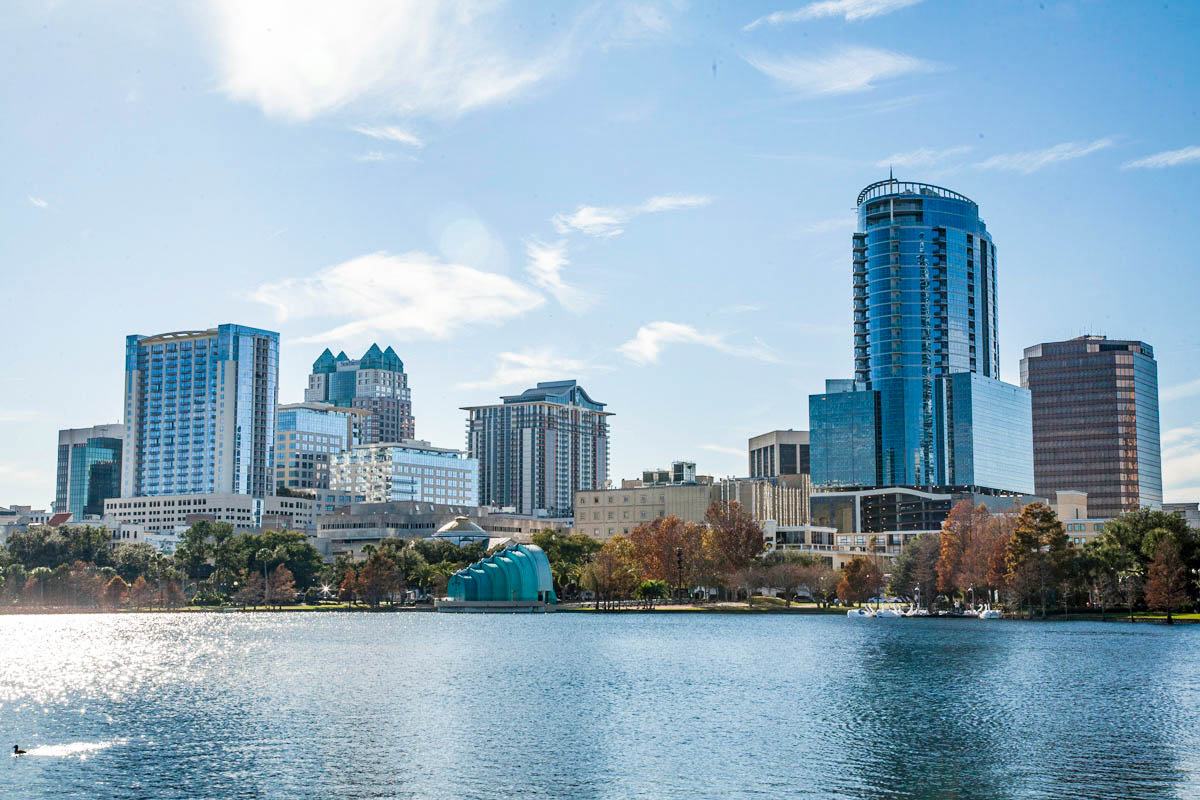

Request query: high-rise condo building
[
  {"left": 122, "top": 325, "right": 279, "bottom": 498},
  {"left": 1020, "top": 335, "right": 1162, "bottom": 518},
  {"left": 809, "top": 178, "right": 1033, "bottom": 494},
  {"left": 305, "top": 345, "right": 414, "bottom": 443},
  {"left": 54, "top": 424, "right": 123, "bottom": 518},
  {"left": 275, "top": 402, "right": 367, "bottom": 490},
  {"left": 463, "top": 380, "right": 611, "bottom": 517}
]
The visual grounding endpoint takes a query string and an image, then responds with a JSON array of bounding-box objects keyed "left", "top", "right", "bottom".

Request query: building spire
[{"left": 889, "top": 165, "right": 894, "bottom": 181}]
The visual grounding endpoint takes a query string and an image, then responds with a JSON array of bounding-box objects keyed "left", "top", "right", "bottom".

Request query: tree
[
  {"left": 103, "top": 575, "right": 129, "bottom": 610},
  {"left": 234, "top": 572, "right": 265, "bottom": 608},
  {"left": 129, "top": 575, "right": 154, "bottom": 609},
  {"left": 838, "top": 557, "right": 882, "bottom": 607},
  {"left": 1145, "top": 538, "right": 1190, "bottom": 624},
  {"left": 936, "top": 501, "right": 974, "bottom": 595},
  {"left": 800, "top": 564, "right": 840, "bottom": 608},
  {"left": 339, "top": 567, "right": 358, "bottom": 604},
  {"left": 581, "top": 536, "right": 638, "bottom": 610},
  {"left": 704, "top": 501, "right": 764, "bottom": 576},
  {"left": 889, "top": 533, "right": 940, "bottom": 607},
  {"left": 629, "top": 516, "right": 707, "bottom": 589},
  {"left": 1005, "top": 502, "right": 1067, "bottom": 618},
  {"left": 356, "top": 552, "right": 398, "bottom": 608},
  {"left": 728, "top": 564, "right": 766, "bottom": 607},
  {"left": 266, "top": 564, "right": 297, "bottom": 607},
  {"left": 1093, "top": 508, "right": 1198, "bottom": 576},
  {"left": 112, "top": 543, "right": 164, "bottom": 584},
  {"left": 633, "top": 579, "right": 670, "bottom": 608},
  {"left": 767, "top": 562, "right": 809, "bottom": 607}
]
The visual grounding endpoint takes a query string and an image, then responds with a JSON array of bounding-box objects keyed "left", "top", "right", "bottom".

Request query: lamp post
[{"left": 675, "top": 547, "right": 684, "bottom": 605}]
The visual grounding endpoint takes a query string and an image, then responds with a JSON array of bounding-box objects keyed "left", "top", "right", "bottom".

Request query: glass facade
[
  {"left": 937, "top": 372, "right": 1034, "bottom": 493},
  {"left": 55, "top": 425, "right": 123, "bottom": 519},
  {"left": 275, "top": 404, "right": 361, "bottom": 490},
  {"left": 306, "top": 344, "right": 414, "bottom": 443},
  {"left": 1020, "top": 336, "right": 1162, "bottom": 518},
  {"left": 810, "top": 179, "right": 1032, "bottom": 494},
  {"left": 122, "top": 325, "right": 278, "bottom": 498},
  {"left": 330, "top": 442, "right": 479, "bottom": 505}
]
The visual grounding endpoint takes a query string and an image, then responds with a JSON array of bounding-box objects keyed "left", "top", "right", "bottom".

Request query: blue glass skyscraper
[
  {"left": 121, "top": 324, "right": 279, "bottom": 498},
  {"left": 810, "top": 179, "right": 1033, "bottom": 493}
]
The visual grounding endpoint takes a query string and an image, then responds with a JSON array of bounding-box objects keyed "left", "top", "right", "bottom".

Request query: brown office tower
[{"left": 1020, "top": 335, "right": 1162, "bottom": 519}]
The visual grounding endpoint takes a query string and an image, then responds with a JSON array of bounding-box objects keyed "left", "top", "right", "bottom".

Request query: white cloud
[
  {"left": 458, "top": 348, "right": 591, "bottom": 391},
  {"left": 0, "top": 409, "right": 43, "bottom": 423},
  {"left": 723, "top": 304, "right": 761, "bottom": 313},
  {"left": 603, "top": 1, "right": 677, "bottom": 49},
  {"left": 745, "top": 0, "right": 922, "bottom": 29},
  {"left": 701, "top": 444, "right": 745, "bottom": 456},
  {"left": 802, "top": 214, "right": 856, "bottom": 234},
  {"left": 524, "top": 238, "right": 595, "bottom": 311},
  {"left": 1163, "top": 425, "right": 1200, "bottom": 503},
  {"left": 1162, "top": 378, "right": 1200, "bottom": 403},
  {"left": 351, "top": 124, "right": 424, "bottom": 147},
  {"left": 745, "top": 46, "right": 935, "bottom": 95},
  {"left": 974, "top": 138, "right": 1113, "bottom": 174},
  {"left": 27, "top": 196, "right": 48, "bottom": 209},
  {"left": 876, "top": 145, "right": 972, "bottom": 169},
  {"left": 1122, "top": 145, "right": 1200, "bottom": 170},
  {"left": 205, "top": 0, "right": 569, "bottom": 121},
  {"left": 618, "top": 321, "right": 779, "bottom": 365},
  {"left": 250, "top": 250, "right": 544, "bottom": 345},
  {"left": 552, "top": 193, "right": 712, "bottom": 237},
  {"left": 354, "top": 151, "right": 395, "bottom": 162}
]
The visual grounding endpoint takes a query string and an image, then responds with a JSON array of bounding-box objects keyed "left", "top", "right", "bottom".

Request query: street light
[{"left": 675, "top": 547, "right": 684, "bottom": 605}]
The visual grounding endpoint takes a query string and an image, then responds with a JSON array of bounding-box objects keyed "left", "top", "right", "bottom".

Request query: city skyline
[{"left": 3, "top": 1, "right": 1199, "bottom": 506}]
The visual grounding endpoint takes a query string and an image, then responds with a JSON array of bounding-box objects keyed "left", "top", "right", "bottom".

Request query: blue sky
[{"left": 3, "top": 0, "right": 1199, "bottom": 507}]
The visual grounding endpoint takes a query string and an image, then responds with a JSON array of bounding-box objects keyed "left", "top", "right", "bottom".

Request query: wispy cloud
[
  {"left": 802, "top": 214, "right": 856, "bottom": 234},
  {"left": 353, "top": 151, "right": 396, "bottom": 162},
  {"left": 722, "top": 304, "right": 761, "bottom": 314},
  {"left": 745, "top": 46, "right": 936, "bottom": 95},
  {"left": 552, "top": 193, "right": 712, "bottom": 238},
  {"left": 701, "top": 443, "right": 745, "bottom": 456},
  {"left": 974, "top": 138, "right": 1113, "bottom": 174},
  {"left": 458, "top": 347, "right": 592, "bottom": 391},
  {"left": 206, "top": 0, "right": 570, "bottom": 121},
  {"left": 1122, "top": 145, "right": 1200, "bottom": 170},
  {"left": 876, "top": 145, "right": 972, "bottom": 169},
  {"left": 0, "top": 408, "right": 43, "bottom": 423},
  {"left": 27, "top": 196, "right": 48, "bottom": 209},
  {"left": 351, "top": 124, "right": 423, "bottom": 147},
  {"left": 1163, "top": 424, "right": 1200, "bottom": 503},
  {"left": 524, "top": 238, "right": 595, "bottom": 311},
  {"left": 250, "top": 250, "right": 544, "bottom": 345},
  {"left": 745, "top": 0, "right": 922, "bottom": 29},
  {"left": 1162, "top": 377, "right": 1200, "bottom": 403},
  {"left": 618, "top": 321, "right": 779, "bottom": 365}
]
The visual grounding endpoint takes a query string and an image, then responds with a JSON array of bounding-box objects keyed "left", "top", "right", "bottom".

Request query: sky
[{"left": 3, "top": 0, "right": 1199, "bottom": 508}]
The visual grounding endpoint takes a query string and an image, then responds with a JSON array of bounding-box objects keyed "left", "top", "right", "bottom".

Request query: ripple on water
[{"left": 0, "top": 613, "right": 1197, "bottom": 800}]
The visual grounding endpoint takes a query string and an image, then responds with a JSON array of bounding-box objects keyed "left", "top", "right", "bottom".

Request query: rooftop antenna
[{"left": 889, "top": 166, "right": 894, "bottom": 181}]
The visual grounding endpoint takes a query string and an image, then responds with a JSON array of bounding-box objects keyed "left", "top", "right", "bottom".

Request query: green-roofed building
[{"left": 305, "top": 344, "right": 414, "bottom": 444}]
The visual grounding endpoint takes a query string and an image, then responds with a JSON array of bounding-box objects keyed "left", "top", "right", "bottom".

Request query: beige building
[
  {"left": 573, "top": 484, "right": 717, "bottom": 539},
  {"left": 103, "top": 493, "right": 317, "bottom": 533},
  {"left": 1049, "top": 490, "right": 1110, "bottom": 548}
]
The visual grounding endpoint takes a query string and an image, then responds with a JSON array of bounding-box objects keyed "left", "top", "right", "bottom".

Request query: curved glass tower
[
  {"left": 856, "top": 179, "right": 997, "bottom": 485},
  {"left": 810, "top": 178, "right": 1032, "bottom": 494}
]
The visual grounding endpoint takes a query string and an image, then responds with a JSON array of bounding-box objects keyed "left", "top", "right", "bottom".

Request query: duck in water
[{"left": 13, "top": 745, "right": 27, "bottom": 756}]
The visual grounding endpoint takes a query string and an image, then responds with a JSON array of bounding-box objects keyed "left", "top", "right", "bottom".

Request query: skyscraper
[
  {"left": 809, "top": 178, "right": 1033, "bottom": 493},
  {"left": 275, "top": 402, "right": 367, "bottom": 490},
  {"left": 54, "top": 424, "right": 123, "bottom": 518},
  {"left": 1021, "top": 335, "right": 1162, "bottom": 518},
  {"left": 463, "top": 380, "right": 611, "bottom": 517},
  {"left": 305, "top": 344, "right": 414, "bottom": 443},
  {"left": 122, "top": 325, "right": 279, "bottom": 498}
]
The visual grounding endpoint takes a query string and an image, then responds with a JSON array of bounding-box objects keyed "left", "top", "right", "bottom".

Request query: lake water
[{"left": 0, "top": 612, "right": 1197, "bottom": 799}]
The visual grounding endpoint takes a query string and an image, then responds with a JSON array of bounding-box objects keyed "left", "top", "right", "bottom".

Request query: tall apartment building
[
  {"left": 809, "top": 178, "right": 1033, "bottom": 494},
  {"left": 748, "top": 430, "right": 810, "bottom": 478},
  {"left": 329, "top": 441, "right": 479, "bottom": 505},
  {"left": 275, "top": 402, "right": 367, "bottom": 490},
  {"left": 122, "top": 325, "right": 279, "bottom": 498},
  {"left": 305, "top": 344, "right": 414, "bottom": 443},
  {"left": 1020, "top": 335, "right": 1162, "bottom": 518},
  {"left": 464, "top": 380, "right": 610, "bottom": 517},
  {"left": 54, "top": 424, "right": 123, "bottom": 518}
]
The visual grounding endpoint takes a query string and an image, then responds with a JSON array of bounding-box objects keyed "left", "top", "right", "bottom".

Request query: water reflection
[{"left": 0, "top": 614, "right": 1196, "bottom": 799}]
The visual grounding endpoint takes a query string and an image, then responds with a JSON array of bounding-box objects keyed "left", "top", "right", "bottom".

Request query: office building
[
  {"left": 748, "top": 430, "right": 810, "bottom": 479},
  {"left": 1164, "top": 502, "right": 1200, "bottom": 530},
  {"left": 275, "top": 402, "right": 367, "bottom": 490},
  {"left": 103, "top": 493, "right": 316, "bottom": 534},
  {"left": 464, "top": 380, "right": 610, "bottom": 517},
  {"left": 329, "top": 441, "right": 479, "bottom": 505},
  {"left": 305, "top": 344, "right": 414, "bottom": 443},
  {"left": 122, "top": 325, "right": 279, "bottom": 498},
  {"left": 54, "top": 424, "right": 123, "bottom": 518},
  {"left": 719, "top": 475, "right": 812, "bottom": 527},
  {"left": 1021, "top": 335, "right": 1162, "bottom": 518},
  {"left": 809, "top": 178, "right": 1033, "bottom": 494},
  {"left": 642, "top": 461, "right": 698, "bottom": 485}
]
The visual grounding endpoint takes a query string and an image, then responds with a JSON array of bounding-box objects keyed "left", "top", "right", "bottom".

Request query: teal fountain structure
[{"left": 439, "top": 544, "right": 558, "bottom": 613}]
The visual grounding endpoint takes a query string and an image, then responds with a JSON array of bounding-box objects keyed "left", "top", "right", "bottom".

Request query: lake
[{"left": 0, "top": 612, "right": 1197, "bottom": 799}]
